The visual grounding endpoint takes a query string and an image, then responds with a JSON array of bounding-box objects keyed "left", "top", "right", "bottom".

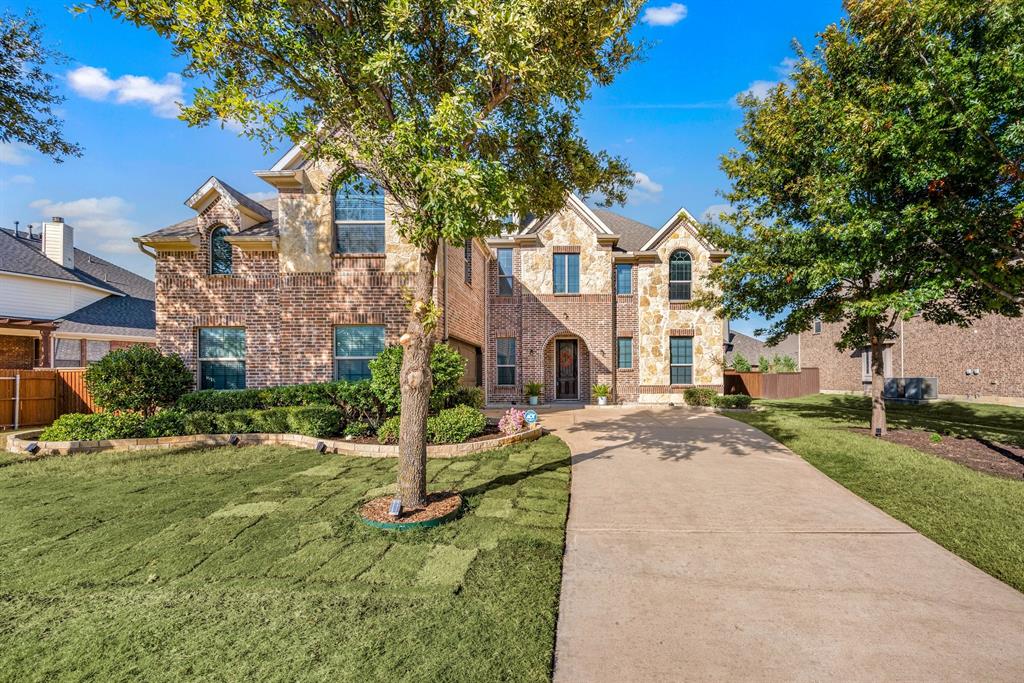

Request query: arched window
[
  {"left": 669, "top": 250, "right": 692, "bottom": 301},
  {"left": 334, "top": 176, "right": 385, "bottom": 253},
  {"left": 210, "top": 226, "right": 232, "bottom": 275}
]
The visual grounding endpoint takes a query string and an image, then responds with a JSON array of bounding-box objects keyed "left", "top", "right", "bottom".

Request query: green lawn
[
  {"left": 726, "top": 395, "right": 1024, "bottom": 592},
  {"left": 0, "top": 436, "right": 571, "bottom": 682}
]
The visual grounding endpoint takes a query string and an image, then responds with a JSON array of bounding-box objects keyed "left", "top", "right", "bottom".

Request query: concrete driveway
[{"left": 539, "top": 405, "right": 1024, "bottom": 682}]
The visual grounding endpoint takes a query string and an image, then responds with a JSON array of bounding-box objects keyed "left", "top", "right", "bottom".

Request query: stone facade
[{"left": 801, "top": 314, "right": 1024, "bottom": 405}]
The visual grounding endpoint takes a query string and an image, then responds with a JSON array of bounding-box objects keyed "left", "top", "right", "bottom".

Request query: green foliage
[
  {"left": 683, "top": 387, "right": 717, "bottom": 407},
  {"left": 343, "top": 421, "right": 371, "bottom": 438},
  {"left": 930, "top": 432, "right": 943, "bottom": 444},
  {"left": 182, "top": 411, "right": 216, "bottom": 435},
  {"left": 214, "top": 410, "right": 256, "bottom": 435},
  {"left": 286, "top": 406, "right": 344, "bottom": 438},
  {"left": 142, "top": 410, "right": 186, "bottom": 438},
  {"left": 40, "top": 412, "right": 146, "bottom": 441},
  {"left": 773, "top": 355, "right": 798, "bottom": 373},
  {"left": 85, "top": 346, "right": 193, "bottom": 417},
  {"left": 176, "top": 380, "right": 384, "bottom": 426},
  {"left": 0, "top": 11, "right": 82, "bottom": 161},
  {"left": 591, "top": 384, "right": 611, "bottom": 399},
  {"left": 712, "top": 394, "right": 752, "bottom": 409},
  {"left": 757, "top": 355, "right": 770, "bottom": 373},
  {"left": 700, "top": 0, "right": 1024, "bottom": 436},
  {"left": 449, "top": 386, "right": 485, "bottom": 410},
  {"left": 731, "top": 352, "right": 752, "bottom": 372},
  {"left": 525, "top": 382, "right": 543, "bottom": 398},
  {"left": 251, "top": 407, "right": 291, "bottom": 434},
  {"left": 426, "top": 405, "right": 488, "bottom": 444},
  {"left": 369, "top": 344, "right": 467, "bottom": 415},
  {"left": 376, "top": 416, "right": 402, "bottom": 445}
]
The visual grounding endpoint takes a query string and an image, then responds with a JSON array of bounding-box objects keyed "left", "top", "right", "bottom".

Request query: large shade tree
[
  {"left": 701, "top": 0, "right": 1023, "bottom": 435},
  {"left": 86, "top": 0, "right": 641, "bottom": 507}
]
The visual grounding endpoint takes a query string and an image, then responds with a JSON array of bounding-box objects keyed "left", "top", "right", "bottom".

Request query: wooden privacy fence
[
  {"left": 0, "top": 369, "right": 96, "bottom": 429},
  {"left": 724, "top": 367, "right": 820, "bottom": 399}
]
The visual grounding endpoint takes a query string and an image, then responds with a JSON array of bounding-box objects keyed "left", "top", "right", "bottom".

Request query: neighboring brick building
[
  {"left": 136, "top": 145, "right": 727, "bottom": 403},
  {"left": 1, "top": 223, "right": 155, "bottom": 369},
  {"left": 800, "top": 315, "right": 1024, "bottom": 405}
]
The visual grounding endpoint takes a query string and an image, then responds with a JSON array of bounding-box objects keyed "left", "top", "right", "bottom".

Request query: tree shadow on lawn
[{"left": 558, "top": 408, "right": 799, "bottom": 464}]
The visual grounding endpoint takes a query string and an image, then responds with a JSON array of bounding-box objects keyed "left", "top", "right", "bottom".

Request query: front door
[{"left": 556, "top": 340, "right": 578, "bottom": 400}]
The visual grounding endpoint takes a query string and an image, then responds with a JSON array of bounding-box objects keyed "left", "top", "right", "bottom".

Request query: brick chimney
[{"left": 42, "top": 218, "right": 74, "bottom": 269}]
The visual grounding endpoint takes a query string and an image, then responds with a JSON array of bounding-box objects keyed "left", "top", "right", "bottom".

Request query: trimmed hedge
[
  {"left": 376, "top": 416, "right": 401, "bottom": 444},
  {"left": 40, "top": 412, "right": 147, "bottom": 441},
  {"left": 712, "top": 394, "right": 753, "bottom": 409},
  {"left": 683, "top": 387, "right": 717, "bottom": 407},
  {"left": 427, "top": 405, "right": 488, "bottom": 444}
]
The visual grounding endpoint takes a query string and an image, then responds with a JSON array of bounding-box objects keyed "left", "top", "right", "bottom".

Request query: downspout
[{"left": 900, "top": 318, "right": 905, "bottom": 378}]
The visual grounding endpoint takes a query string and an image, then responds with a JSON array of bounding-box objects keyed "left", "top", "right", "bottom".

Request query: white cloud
[
  {"left": 733, "top": 57, "right": 800, "bottom": 107},
  {"left": 701, "top": 203, "right": 732, "bottom": 222},
  {"left": 67, "top": 65, "right": 184, "bottom": 119},
  {"left": 245, "top": 191, "right": 277, "bottom": 203},
  {"left": 628, "top": 172, "right": 664, "bottom": 204},
  {"left": 9, "top": 174, "right": 34, "bottom": 184},
  {"left": 642, "top": 3, "right": 688, "bottom": 27},
  {"left": 30, "top": 196, "right": 143, "bottom": 254},
  {"left": 0, "top": 142, "right": 32, "bottom": 165}
]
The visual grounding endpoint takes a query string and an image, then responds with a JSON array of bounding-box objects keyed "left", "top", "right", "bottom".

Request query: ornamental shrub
[
  {"left": 251, "top": 407, "right": 291, "bottom": 434},
  {"left": 711, "top": 394, "right": 752, "bottom": 409},
  {"left": 498, "top": 408, "right": 526, "bottom": 435},
  {"left": 142, "top": 410, "right": 186, "bottom": 438},
  {"left": 331, "top": 380, "right": 386, "bottom": 426},
  {"left": 448, "top": 386, "right": 485, "bottom": 410},
  {"left": 376, "top": 415, "right": 401, "bottom": 444},
  {"left": 40, "top": 412, "right": 147, "bottom": 441},
  {"left": 214, "top": 410, "right": 257, "bottom": 434},
  {"left": 176, "top": 388, "right": 263, "bottom": 413},
  {"left": 343, "top": 421, "right": 371, "bottom": 438},
  {"left": 183, "top": 411, "right": 216, "bottom": 435},
  {"left": 369, "top": 343, "right": 467, "bottom": 415},
  {"left": 85, "top": 346, "right": 193, "bottom": 416},
  {"left": 286, "top": 405, "right": 343, "bottom": 438},
  {"left": 773, "top": 355, "right": 798, "bottom": 373},
  {"left": 731, "top": 352, "right": 752, "bottom": 372},
  {"left": 683, "top": 387, "right": 717, "bottom": 407},
  {"left": 427, "top": 405, "right": 487, "bottom": 444},
  {"left": 175, "top": 380, "right": 385, "bottom": 426}
]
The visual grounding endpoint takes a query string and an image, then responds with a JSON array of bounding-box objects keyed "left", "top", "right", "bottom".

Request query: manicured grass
[
  {"left": 725, "top": 396, "right": 1024, "bottom": 592},
  {"left": 0, "top": 436, "right": 571, "bottom": 681}
]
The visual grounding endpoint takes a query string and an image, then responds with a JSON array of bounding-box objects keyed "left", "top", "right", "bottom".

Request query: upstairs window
[
  {"left": 553, "top": 252, "right": 580, "bottom": 294},
  {"left": 497, "top": 248, "right": 514, "bottom": 296},
  {"left": 199, "top": 327, "right": 246, "bottom": 390},
  {"left": 615, "top": 264, "right": 633, "bottom": 295},
  {"left": 334, "top": 325, "right": 385, "bottom": 381},
  {"left": 670, "top": 336, "right": 693, "bottom": 385},
  {"left": 813, "top": 318, "right": 822, "bottom": 335},
  {"left": 210, "top": 226, "right": 233, "bottom": 275},
  {"left": 669, "top": 250, "right": 692, "bottom": 301},
  {"left": 496, "top": 338, "right": 516, "bottom": 386},
  {"left": 464, "top": 241, "right": 473, "bottom": 285},
  {"left": 335, "top": 177, "right": 385, "bottom": 254}
]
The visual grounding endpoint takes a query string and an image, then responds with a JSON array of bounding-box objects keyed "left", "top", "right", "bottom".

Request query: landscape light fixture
[
  {"left": 229, "top": 434, "right": 240, "bottom": 446},
  {"left": 388, "top": 499, "right": 402, "bottom": 518},
  {"left": 25, "top": 442, "right": 39, "bottom": 454},
  {"left": 874, "top": 428, "right": 882, "bottom": 438},
  {"left": 315, "top": 441, "right": 327, "bottom": 454}
]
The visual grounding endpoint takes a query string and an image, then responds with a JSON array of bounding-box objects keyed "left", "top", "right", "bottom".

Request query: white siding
[{"left": 0, "top": 273, "right": 108, "bottom": 320}]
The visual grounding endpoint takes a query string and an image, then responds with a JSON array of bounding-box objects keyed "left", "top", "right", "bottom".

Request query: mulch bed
[
  {"left": 348, "top": 423, "right": 503, "bottom": 446},
  {"left": 853, "top": 428, "right": 1024, "bottom": 480},
  {"left": 359, "top": 491, "right": 462, "bottom": 523}
]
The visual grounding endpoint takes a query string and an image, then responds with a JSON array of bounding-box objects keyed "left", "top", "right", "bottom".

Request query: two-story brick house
[{"left": 135, "top": 145, "right": 726, "bottom": 403}]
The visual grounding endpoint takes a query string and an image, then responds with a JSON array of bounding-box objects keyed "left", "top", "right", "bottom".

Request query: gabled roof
[
  {"left": 138, "top": 196, "right": 278, "bottom": 242},
  {"left": 0, "top": 228, "right": 153, "bottom": 298},
  {"left": 590, "top": 209, "right": 656, "bottom": 252},
  {"left": 641, "top": 207, "right": 719, "bottom": 253},
  {"left": 519, "top": 194, "right": 615, "bottom": 238},
  {"left": 58, "top": 295, "right": 156, "bottom": 338},
  {"left": 186, "top": 176, "right": 273, "bottom": 221}
]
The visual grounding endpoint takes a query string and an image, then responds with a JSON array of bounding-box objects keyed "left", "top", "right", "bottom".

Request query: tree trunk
[
  {"left": 397, "top": 241, "right": 439, "bottom": 509},
  {"left": 867, "top": 318, "right": 888, "bottom": 437}
]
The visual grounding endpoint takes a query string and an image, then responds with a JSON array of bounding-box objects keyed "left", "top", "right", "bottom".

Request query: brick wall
[
  {"left": 0, "top": 335, "right": 35, "bottom": 369},
  {"left": 801, "top": 314, "right": 1024, "bottom": 402},
  {"left": 613, "top": 263, "right": 639, "bottom": 402}
]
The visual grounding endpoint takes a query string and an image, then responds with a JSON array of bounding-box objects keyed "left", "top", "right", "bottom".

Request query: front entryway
[{"left": 556, "top": 339, "right": 578, "bottom": 400}]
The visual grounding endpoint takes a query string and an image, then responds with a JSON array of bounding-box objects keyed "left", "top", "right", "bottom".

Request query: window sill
[
  {"left": 552, "top": 292, "right": 582, "bottom": 297},
  {"left": 617, "top": 367, "right": 635, "bottom": 372},
  {"left": 332, "top": 253, "right": 385, "bottom": 259}
]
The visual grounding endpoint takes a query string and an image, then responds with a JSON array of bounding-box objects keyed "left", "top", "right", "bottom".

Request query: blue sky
[{"left": 0, "top": 1, "right": 844, "bottom": 338}]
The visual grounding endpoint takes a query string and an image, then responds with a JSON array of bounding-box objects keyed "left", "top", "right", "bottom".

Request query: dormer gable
[{"left": 187, "top": 176, "right": 273, "bottom": 231}]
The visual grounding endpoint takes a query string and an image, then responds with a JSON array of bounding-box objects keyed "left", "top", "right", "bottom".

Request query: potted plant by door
[
  {"left": 592, "top": 384, "right": 611, "bottom": 406},
  {"left": 525, "top": 382, "right": 542, "bottom": 406}
]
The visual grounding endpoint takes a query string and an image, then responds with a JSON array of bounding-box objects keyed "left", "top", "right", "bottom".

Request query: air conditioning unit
[{"left": 884, "top": 377, "right": 939, "bottom": 401}]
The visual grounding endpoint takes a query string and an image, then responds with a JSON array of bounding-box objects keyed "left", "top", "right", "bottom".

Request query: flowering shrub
[{"left": 498, "top": 408, "right": 526, "bottom": 436}]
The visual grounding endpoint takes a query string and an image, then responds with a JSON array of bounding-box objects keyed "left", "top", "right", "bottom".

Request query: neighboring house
[
  {"left": 135, "top": 145, "right": 727, "bottom": 403},
  {"left": 801, "top": 316, "right": 1024, "bottom": 405},
  {"left": 0, "top": 222, "right": 156, "bottom": 369},
  {"left": 724, "top": 330, "right": 800, "bottom": 369}
]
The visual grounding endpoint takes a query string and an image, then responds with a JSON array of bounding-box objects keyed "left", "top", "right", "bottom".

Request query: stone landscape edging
[{"left": 5, "top": 425, "right": 544, "bottom": 459}]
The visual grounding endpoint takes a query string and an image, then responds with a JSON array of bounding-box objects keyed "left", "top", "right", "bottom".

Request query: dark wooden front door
[{"left": 556, "top": 340, "right": 578, "bottom": 400}]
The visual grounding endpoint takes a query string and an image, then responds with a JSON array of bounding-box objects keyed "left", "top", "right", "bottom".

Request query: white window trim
[
  {"left": 496, "top": 338, "right": 516, "bottom": 386},
  {"left": 333, "top": 325, "right": 385, "bottom": 380},
  {"left": 669, "top": 250, "right": 693, "bottom": 302},
  {"left": 552, "top": 252, "right": 580, "bottom": 295},
  {"left": 333, "top": 178, "right": 386, "bottom": 255}
]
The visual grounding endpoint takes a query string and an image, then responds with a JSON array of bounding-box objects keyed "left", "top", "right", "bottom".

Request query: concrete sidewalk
[{"left": 542, "top": 405, "right": 1024, "bottom": 682}]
